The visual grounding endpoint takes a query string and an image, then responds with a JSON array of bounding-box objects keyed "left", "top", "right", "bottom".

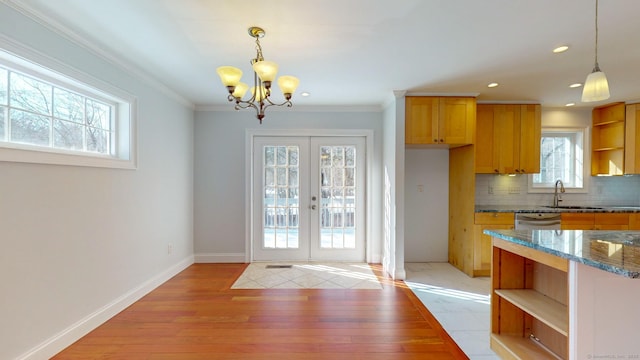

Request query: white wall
[
  {"left": 476, "top": 108, "right": 640, "bottom": 206},
  {"left": 0, "top": 4, "right": 195, "bottom": 359},
  {"left": 404, "top": 149, "right": 449, "bottom": 262},
  {"left": 381, "top": 93, "right": 406, "bottom": 279},
  {"left": 193, "top": 108, "right": 383, "bottom": 263}
]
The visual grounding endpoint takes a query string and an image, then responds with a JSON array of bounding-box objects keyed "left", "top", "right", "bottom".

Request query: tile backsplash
[{"left": 475, "top": 174, "right": 640, "bottom": 206}]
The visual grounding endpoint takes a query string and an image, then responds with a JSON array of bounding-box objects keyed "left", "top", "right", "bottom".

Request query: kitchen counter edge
[{"left": 484, "top": 229, "right": 640, "bottom": 278}]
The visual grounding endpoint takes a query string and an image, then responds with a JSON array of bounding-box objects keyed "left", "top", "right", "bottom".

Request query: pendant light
[{"left": 582, "top": 0, "right": 610, "bottom": 102}]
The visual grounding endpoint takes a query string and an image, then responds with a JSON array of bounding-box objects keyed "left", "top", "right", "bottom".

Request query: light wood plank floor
[{"left": 53, "top": 263, "right": 468, "bottom": 359}]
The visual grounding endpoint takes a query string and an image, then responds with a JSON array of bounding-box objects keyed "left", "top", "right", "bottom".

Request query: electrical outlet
[
  {"left": 167, "top": 244, "right": 173, "bottom": 255},
  {"left": 488, "top": 185, "right": 494, "bottom": 194},
  {"left": 508, "top": 186, "right": 521, "bottom": 194},
  {"left": 417, "top": 184, "right": 424, "bottom": 193}
]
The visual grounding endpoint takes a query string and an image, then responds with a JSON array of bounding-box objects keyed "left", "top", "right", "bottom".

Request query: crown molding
[
  {"left": 2, "top": 0, "right": 194, "bottom": 109},
  {"left": 195, "top": 104, "right": 383, "bottom": 113}
]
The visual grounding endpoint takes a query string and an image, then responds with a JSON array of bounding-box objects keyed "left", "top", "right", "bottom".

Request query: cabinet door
[
  {"left": 629, "top": 214, "right": 640, "bottom": 230},
  {"left": 405, "top": 97, "right": 439, "bottom": 144},
  {"left": 494, "top": 105, "right": 520, "bottom": 174},
  {"left": 594, "top": 213, "right": 629, "bottom": 230},
  {"left": 475, "top": 105, "right": 499, "bottom": 173},
  {"left": 518, "top": 104, "right": 541, "bottom": 174},
  {"left": 439, "top": 97, "right": 475, "bottom": 145},
  {"left": 625, "top": 104, "right": 640, "bottom": 174},
  {"left": 560, "top": 213, "right": 594, "bottom": 230},
  {"left": 474, "top": 212, "right": 514, "bottom": 276}
]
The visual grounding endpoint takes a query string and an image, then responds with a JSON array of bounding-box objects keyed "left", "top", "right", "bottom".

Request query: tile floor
[
  {"left": 231, "top": 262, "right": 383, "bottom": 289},
  {"left": 405, "top": 262, "right": 499, "bottom": 360}
]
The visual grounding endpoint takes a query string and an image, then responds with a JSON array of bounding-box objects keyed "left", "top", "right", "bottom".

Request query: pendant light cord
[{"left": 594, "top": 0, "right": 599, "bottom": 68}]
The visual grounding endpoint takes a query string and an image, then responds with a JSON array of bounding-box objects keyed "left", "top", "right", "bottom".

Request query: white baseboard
[
  {"left": 17, "top": 255, "right": 194, "bottom": 360},
  {"left": 194, "top": 252, "right": 246, "bottom": 263}
]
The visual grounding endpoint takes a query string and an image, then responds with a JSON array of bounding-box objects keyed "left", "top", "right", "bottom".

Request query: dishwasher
[{"left": 514, "top": 213, "right": 561, "bottom": 229}]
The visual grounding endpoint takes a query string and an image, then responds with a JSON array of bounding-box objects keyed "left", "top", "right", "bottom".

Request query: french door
[{"left": 252, "top": 136, "right": 366, "bottom": 261}]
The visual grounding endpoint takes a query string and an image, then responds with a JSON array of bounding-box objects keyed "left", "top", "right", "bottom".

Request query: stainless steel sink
[{"left": 542, "top": 205, "right": 604, "bottom": 210}]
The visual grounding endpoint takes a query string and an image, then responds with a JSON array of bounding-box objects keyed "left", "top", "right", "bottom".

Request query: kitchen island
[{"left": 485, "top": 229, "right": 640, "bottom": 360}]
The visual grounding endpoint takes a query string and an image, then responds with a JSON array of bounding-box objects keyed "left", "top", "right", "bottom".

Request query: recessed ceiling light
[
  {"left": 487, "top": 82, "right": 499, "bottom": 88},
  {"left": 566, "top": 102, "right": 576, "bottom": 107},
  {"left": 553, "top": 45, "right": 569, "bottom": 53},
  {"left": 301, "top": 92, "right": 310, "bottom": 97},
  {"left": 569, "top": 83, "right": 583, "bottom": 88}
]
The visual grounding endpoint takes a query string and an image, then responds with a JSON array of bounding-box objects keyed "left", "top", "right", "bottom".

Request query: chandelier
[
  {"left": 216, "top": 27, "right": 300, "bottom": 123},
  {"left": 582, "top": 0, "right": 610, "bottom": 102}
]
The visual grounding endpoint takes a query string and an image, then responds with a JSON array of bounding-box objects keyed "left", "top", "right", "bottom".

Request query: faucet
[{"left": 553, "top": 180, "right": 565, "bottom": 207}]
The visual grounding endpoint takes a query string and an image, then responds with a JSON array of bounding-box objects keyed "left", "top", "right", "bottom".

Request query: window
[
  {"left": 0, "top": 44, "right": 136, "bottom": 169},
  {"left": 529, "top": 127, "right": 587, "bottom": 192}
]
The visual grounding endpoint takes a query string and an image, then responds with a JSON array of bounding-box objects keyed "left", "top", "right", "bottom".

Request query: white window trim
[
  {"left": 0, "top": 35, "right": 137, "bottom": 169},
  {"left": 528, "top": 126, "right": 590, "bottom": 194}
]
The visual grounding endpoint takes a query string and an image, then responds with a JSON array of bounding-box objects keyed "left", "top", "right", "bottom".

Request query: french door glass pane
[
  {"left": 263, "top": 145, "right": 299, "bottom": 249},
  {"left": 320, "top": 145, "right": 357, "bottom": 249}
]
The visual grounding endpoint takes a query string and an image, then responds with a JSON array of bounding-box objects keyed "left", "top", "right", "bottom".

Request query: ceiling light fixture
[
  {"left": 553, "top": 45, "right": 569, "bottom": 53},
  {"left": 582, "top": 0, "right": 610, "bottom": 102},
  {"left": 216, "top": 27, "right": 300, "bottom": 123},
  {"left": 569, "top": 83, "right": 583, "bottom": 88},
  {"left": 487, "top": 82, "right": 499, "bottom": 88}
]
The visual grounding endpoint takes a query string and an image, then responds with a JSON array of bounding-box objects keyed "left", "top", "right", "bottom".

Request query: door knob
[{"left": 310, "top": 205, "right": 317, "bottom": 210}]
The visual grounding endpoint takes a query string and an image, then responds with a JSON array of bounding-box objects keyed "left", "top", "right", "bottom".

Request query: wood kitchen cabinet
[
  {"left": 625, "top": 104, "right": 640, "bottom": 174},
  {"left": 591, "top": 103, "right": 626, "bottom": 175},
  {"left": 405, "top": 96, "right": 476, "bottom": 146},
  {"left": 491, "top": 237, "right": 568, "bottom": 359},
  {"left": 473, "top": 212, "right": 514, "bottom": 276},
  {"left": 560, "top": 212, "right": 629, "bottom": 230},
  {"left": 475, "top": 104, "right": 541, "bottom": 174},
  {"left": 628, "top": 213, "right": 640, "bottom": 230}
]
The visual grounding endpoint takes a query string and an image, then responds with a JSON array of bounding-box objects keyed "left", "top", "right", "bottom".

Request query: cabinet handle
[
  {"left": 520, "top": 169, "right": 526, "bottom": 173},
  {"left": 433, "top": 139, "right": 438, "bottom": 142},
  {"left": 515, "top": 169, "right": 520, "bottom": 173},
  {"left": 440, "top": 139, "right": 444, "bottom": 143},
  {"left": 494, "top": 169, "right": 499, "bottom": 173}
]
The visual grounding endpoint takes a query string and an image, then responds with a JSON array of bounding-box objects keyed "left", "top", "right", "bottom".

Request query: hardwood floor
[{"left": 53, "top": 264, "right": 468, "bottom": 359}]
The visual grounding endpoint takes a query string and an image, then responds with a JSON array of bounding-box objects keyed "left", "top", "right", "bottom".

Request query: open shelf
[
  {"left": 495, "top": 289, "right": 568, "bottom": 336},
  {"left": 491, "top": 334, "right": 561, "bottom": 360}
]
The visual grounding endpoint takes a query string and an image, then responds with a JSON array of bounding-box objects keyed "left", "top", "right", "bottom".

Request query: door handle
[{"left": 310, "top": 205, "right": 317, "bottom": 210}]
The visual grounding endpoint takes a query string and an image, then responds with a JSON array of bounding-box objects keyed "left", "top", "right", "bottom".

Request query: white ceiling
[{"left": 8, "top": 0, "right": 640, "bottom": 109}]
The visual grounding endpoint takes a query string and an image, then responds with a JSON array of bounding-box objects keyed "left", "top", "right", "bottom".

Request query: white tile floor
[
  {"left": 405, "top": 262, "right": 500, "bottom": 360},
  {"left": 231, "top": 262, "right": 383, "bottom": 289}
]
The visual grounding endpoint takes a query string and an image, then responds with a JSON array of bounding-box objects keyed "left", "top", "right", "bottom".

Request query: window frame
[
  {"left": 528, "top": 126, "right": 589, "bottom": 194},
  {"left": 0, "top": 37, "right": 137, "bottom": 169}
]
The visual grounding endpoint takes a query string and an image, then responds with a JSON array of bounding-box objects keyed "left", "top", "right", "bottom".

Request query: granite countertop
[
  {"left": 485, "top": 229, "right": 640, "bottom": 278},
  {"left": 475, "top": 204, "right": 640, "bottom": 213}
]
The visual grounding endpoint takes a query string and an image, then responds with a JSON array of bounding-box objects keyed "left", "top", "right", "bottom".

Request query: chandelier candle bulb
[
  {"left": 278, "top": 76, "right": 300, "bottom": 98},
  {"left": 253, "top": 61, "right": 279, "bottom": 83},
  {"left": 216, "top": 26, "right": 299, "bottom": 123},
  {"left": 232, "top": 82, "right": 249, "bottom": 99},
  {"left": 216, "top": 66, "right": 242, "bottom": 87}
]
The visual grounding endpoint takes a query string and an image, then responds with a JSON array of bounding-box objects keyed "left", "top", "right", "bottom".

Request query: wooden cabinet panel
[
  {"left": 629, "top": 214, "right": 640, "bottom": 230},
  {"left": 405, "top": 96, "right": 475, "bottom": 146},
  {"left": 475, "top": 104, "right": 540, "bottom": 174},
  {"left": 625, "top": 104, "right": 640, "bottom": 174},
  {"left": 592, "top": 103, "right": 626, "bottom": 175},
  {"left": 491, "top": 238, "right": 568, "bottom": 359},
  {"left": 405, "top": 97, "right": 439, "bottom": 144},
  {"left": 473, "top": 212, "right": 514, "bottom": 276},
  {"left": 518, "top": 104, "right": 542, "bottom": 174},
  {"left": 475, "top": 105, "right": 498, "bottom": 173},
  {"left": 561, "top": 213, "right": 594, "bottom": 230},
  {"left": 562, "top": 212, "right": 630, "bottom": 230}
]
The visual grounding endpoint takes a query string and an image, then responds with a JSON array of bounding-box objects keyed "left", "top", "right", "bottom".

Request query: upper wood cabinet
[
  {"left": 405, "top": 96, "right": 476, "bottom": 146},
  {"left": 625, "top": 104, "right": 640, "bottom": 174},
  {"left": 592, "top": 102, "right": 625, "bottom": 175},
  {"left": 475, "top": 104, "right": 541, "bottom": 174}
]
